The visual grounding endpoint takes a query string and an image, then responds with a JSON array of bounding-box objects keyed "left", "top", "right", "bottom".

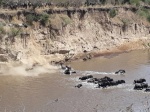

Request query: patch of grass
[
  {"left": 60, "top": 15, "right": 72, "bottom": 26},
  {"left": 136, "top": 7, "right": 150, "bottom": 23},
  {"left": 9, "top": 28, "right": 22, "bottom": 37},
  {"left": 49, "top": 14, "right": 56, "bottom": 19},
  {"left": 0, "top": 26, "right": 6, "bottom": 34}
]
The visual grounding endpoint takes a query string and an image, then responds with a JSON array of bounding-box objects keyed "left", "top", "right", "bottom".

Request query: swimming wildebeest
[
  {"left": 116, "top": 80, "right": 126, "bottom": 84},
  {"left": 97, "top": 76, "right": 125, "bottom": 88},
  {"left": 100, "top": 76, "right": 113, "bottom": 82},
  {"left": 60, "top": 63, "right": 75, "bottom": 75},
  {"left": 75, "top": 84, "right": 82, "bottom": 88},
  {"left": 134, "top": 83, "right": 148, "bottom": 90},
  {"left": 145, "top": 87, "right": 150, "bottom": 92},
  {"left": 134, "top": 78, "right": 146, "bottom": 84},
  {"left": 115, "top": 70, "right": 126, "bottom": 75},
  {"left": 98, "top": 80, "right": 125, "bottom": 88},
  {"left": 79, "top": 75, "right": 93, "bottom": 80}
]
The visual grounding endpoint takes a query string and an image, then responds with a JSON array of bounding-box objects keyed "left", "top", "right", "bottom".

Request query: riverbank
[{"left": 0, "top": 6, "right": 150, "bottom": 66}]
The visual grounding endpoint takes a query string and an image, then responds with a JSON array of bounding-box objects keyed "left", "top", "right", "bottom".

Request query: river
[{"left": 1, "top": 49, "right": 150, "bottom": 112}]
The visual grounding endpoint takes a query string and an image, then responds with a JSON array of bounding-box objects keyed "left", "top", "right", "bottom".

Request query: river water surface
[{"left": 1, "top": 49, "right": 150, "bottom": 112}]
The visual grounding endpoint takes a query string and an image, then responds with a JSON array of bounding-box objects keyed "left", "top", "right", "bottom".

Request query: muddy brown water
[{"left": 1, "top": 49, "right": 150, "bottom": 112}]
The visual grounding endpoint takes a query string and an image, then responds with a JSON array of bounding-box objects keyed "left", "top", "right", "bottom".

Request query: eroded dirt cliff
[{"left": 0, "top": 6, "right": 150, "bottom": 65}]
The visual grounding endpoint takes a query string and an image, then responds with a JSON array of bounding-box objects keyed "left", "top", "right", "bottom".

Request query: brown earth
[{"left": 0, "top": 6, "right": 150, "bottom": 66}]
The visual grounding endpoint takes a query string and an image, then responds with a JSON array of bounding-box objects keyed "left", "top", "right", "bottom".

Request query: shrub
[
  {"left": 137, "top": 8, "right": 149, "bottom": 17},
  {"left": 136, "top": 7, "right": 150, "bottom": 23},
  {"left": 109, "top": 9, "right": 117, "bottom": 18},
  {"left": 26, "top": 13, "right": 49, "bottom": 26},
  {"left": 0, "top": 0, "right": 3, "bottom": 6},
  {"left": 142, "top": 0, "right": 150, "bottom": 4},
  {"left": 9, "top": 28, "right": 22, "bottom": 37},
  {"left": 40, "top": 13, "right": 49, "bottom": 26},
  {"left": 100, "top": 0, "right": 106, "bottom": 4},
  {"left": 130, "top": 0, "right": 140, "bottom": 6},
  {"left": 26, "top": 14, "right": 36, "bottom": 25}
]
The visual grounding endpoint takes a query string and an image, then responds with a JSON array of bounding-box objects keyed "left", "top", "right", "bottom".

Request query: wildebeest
[
  {"left": 75, "top": 84, "right": 82, "bottom": 88},
  {"left": 64, "top": 69, "right": 70, "bottom": 75},
  {"left": 79, "top": 75, "right": 93, "bottom": 80},
  {"left": 145, "top": 87, "right": 150, "bottom": 92},
  {"left": 116, "top": 80, "right": 125, "bottom": 84},
  {"left": 98, "top": 80, "right": 121, "bottom": 88},
  {"left": 98, "top": 82, "right": 108, "bottom": 88},
  {"left": 134, "top": 78, "right": 146, "bottom": 84},
  {"left": 60, "top": 63, "right": 73, "bottom": 75},
  {"left": 115, "top": 70, "right": 126, "bottom": 75},
  {"left": 97, "top": 76, "right": 125, "bottom": 88},
  {"left": 87, "top": 78, "right": 99, "bottom": 83},
  {"left": 134, "top": 84, "right": 143, "bottom": 90},
  {"left": 100, "top": 76, "right": 113, "bottom": 82},
  {"left": 134, "top": 83, "right": 148, "bottom": 90}
]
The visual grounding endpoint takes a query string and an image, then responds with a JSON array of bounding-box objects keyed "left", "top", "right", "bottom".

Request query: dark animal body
[
  {"left": 134, "top": 83, "right": 148, "bottom": 90},
  {"left": 79, "top": 75, "right": 93, "bottom": 80},
  {"left": 145, "top": 87, "right": 150, "bottom": 92},
  {"left": 79, "top": 75, "right": 125, "bottom": 88},
  {"left": 98, "top": 79, "right": 125, "bottom": 88},
  {"left": 60, "top": 63, "right": 76, "bottom": 75},
  {"left": 75, "top": 84, "right": 82, "bottom": 88},
  {"left": 134, "top": 78, "right": 146, "bottom": 84},
  {"left": 133, "top": 78, "right": 150, "bottom": 91},
  {"left": 115, "top": 70, "right": 126, "bottom": 74}
]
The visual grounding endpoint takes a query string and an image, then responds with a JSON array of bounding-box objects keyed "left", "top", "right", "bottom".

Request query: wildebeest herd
[
  {"left": 60, "top": 64, "right": 150, "bottom": 92},
  {"left": 133, "top": 78, "right": 150, "bottom": 92},
  {"left": 77, "top": 75, "right": 125, "bottom": 88}
]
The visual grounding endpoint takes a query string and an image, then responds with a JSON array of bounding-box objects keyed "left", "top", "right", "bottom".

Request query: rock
[
  {"left": 0, "top": 55, "right": 8, "bottom": 62},
  {"left": 16, "top": 51, "right": 23, "bottom": 61}
]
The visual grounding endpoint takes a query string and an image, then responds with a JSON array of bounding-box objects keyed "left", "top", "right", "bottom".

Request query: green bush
[
  {"left": 40, "top": 13, "right": 49, "bottom": 26},
  {"left": 26, "top": 13, "right": 49, "bottom": 26},
  {"left": 136, "top": 7, "right": 150, "bottom": 23},
  {"left": 137, "top": 8, "right": 149, "bottom": 17},
  {"left": 109, "top": 9, "right": 117, "bottom": 18}
]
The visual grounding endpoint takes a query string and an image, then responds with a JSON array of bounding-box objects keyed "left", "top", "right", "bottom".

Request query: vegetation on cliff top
[{"left": 0, "top": 0, "right": 150, "bottom": 8}]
